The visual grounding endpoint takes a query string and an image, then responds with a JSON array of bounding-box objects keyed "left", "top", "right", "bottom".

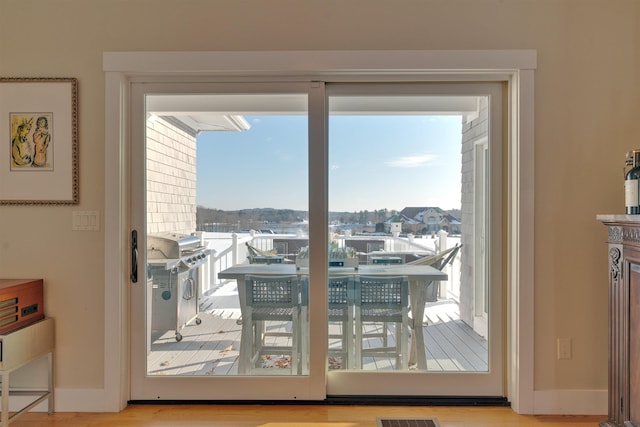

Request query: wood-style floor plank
[{"left": 11, "top": 404, "right": 606, "bottom": 427}]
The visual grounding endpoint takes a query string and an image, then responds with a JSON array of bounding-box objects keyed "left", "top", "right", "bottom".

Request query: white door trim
[{"left": 103, "top": 49, "right": 536, "bottom": 412}]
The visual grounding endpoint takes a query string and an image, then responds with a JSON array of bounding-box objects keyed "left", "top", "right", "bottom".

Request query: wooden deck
[{"left": 147, "top": 283, "right": 488, "bottom": 376}]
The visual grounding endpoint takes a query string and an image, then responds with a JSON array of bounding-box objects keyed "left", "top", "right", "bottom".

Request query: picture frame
[{"left": 0, "top": 77, "right": 78, "bottom": 205}]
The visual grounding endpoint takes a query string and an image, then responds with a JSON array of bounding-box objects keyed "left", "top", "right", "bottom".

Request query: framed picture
[{"left": 0, "top": 77, "right": 78, "bottom": 205}]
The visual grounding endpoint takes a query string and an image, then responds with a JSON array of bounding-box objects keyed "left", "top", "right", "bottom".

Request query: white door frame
[{"left": 103, "top": 50, "right": 536, "bottom": 412}]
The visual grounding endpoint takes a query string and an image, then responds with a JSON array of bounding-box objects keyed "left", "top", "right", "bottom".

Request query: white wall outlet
[{"left": 557, "top": 338, "right": 572, "bottom": 360}]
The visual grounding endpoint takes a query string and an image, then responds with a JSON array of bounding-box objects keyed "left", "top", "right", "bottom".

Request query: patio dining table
[{"left": 218, "top": 263, "right": 447, "bottom": 370}]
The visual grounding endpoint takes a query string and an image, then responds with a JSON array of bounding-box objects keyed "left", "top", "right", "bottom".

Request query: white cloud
[{"left": 386, "top": 154, "right": 436, "bottom": 168}]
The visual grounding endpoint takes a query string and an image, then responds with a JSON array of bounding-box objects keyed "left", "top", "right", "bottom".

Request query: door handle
[{"left": 131, "top": 230, "right": 138, "bottom": 283}]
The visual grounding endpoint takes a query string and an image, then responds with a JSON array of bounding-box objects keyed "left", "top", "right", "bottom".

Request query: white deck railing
[{"left": 199, "top": 231, "right": 462, "bottom": 299}]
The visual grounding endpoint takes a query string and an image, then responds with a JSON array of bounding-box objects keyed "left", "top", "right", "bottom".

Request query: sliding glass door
[
  {"left": 325, "top": 83, "right": 503, "bottom": 396},
  {"left": 130, "top": 81, "right": 328, "bottom": 400},
  {"left": 129, "top": 79, "right": 504, "bottom": 400}
]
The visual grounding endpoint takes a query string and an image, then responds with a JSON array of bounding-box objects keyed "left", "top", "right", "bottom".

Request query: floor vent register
[{"left": 377, "top": 418, "right": 440, "bottom": 427}]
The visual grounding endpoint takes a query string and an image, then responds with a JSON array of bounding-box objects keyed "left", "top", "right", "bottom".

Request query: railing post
[
  {"left": 437, "top": 229, "right": 448, "bottom": 252},
  {"left": 232, "top": 232, "right": 239, "bottom": 265},
  {"left": 195, "top": 231, "right": 211, "bottom": 295},
  {"left": 437, "top": 230, "right": 449, "bottom": 298}
]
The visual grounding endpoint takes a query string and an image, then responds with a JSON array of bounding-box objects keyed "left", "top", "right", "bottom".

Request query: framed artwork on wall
[{"left": 0, "top": 77, "right": 78, "bottom": 205}]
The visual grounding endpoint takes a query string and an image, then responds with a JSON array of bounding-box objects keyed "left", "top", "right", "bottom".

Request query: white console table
[{"left": 0, "top": 318, "right": 54, "bottom": 426}]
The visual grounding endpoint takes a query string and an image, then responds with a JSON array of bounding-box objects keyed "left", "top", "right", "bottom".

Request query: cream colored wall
[{"left": 1, "top": 0, "right": 638, "bottom": 399}]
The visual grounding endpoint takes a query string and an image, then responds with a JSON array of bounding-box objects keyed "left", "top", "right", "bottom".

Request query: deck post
[
  {"left": 437, "top": 230, "right": 449, "bottom": 297},
  {"left": 232, "top": 233, "right": 239, "bottom": 265}
]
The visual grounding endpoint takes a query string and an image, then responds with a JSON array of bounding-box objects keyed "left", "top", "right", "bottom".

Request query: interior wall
[{"left": 1, "top": 0, "right": 639, "bottom": 406}]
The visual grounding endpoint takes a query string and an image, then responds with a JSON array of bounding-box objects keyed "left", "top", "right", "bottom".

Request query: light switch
[{"left": 72, "top": 211, "right": 100, "bottom": 231}]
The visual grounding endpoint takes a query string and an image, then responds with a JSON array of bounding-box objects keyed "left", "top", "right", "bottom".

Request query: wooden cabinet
[
  {"left": 0, "top": 279, "right": 44, "bottom": 335},
  {"left": 598, "top": 215, "right": 640, "bottom": 427}
]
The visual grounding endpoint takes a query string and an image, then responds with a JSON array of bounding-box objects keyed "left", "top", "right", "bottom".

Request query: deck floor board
[{"left": 146, "top": 295, "right": 488, "bottom": 375}]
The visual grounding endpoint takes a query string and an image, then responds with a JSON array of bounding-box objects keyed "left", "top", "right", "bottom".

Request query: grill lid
[{"left": 147, "top": 233, "right": 201, "bottom": 259}]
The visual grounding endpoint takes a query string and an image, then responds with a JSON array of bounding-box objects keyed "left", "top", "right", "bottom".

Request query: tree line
[{"left": 197, "top": 206, "right": 461, "bottom": 229}]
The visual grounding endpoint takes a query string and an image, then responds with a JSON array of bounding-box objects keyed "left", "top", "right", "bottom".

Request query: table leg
[
  {"left": 1, "top": 371, "right": 8, "bottom": 427},
  {"left": 239, "top": 313, "right": 253, "bottom": 374},
  {"left": 236, "top": 278, "right": 251, "bottom": 374},
  {"left": 408, "top": 280, "right": 428, "bottom": 370},
  {"left": 48, "top": 351, "right": 54, "bottom": 415}
]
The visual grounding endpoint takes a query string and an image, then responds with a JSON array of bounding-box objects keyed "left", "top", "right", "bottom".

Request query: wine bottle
[{"left": 625, "top": 150, "right": 640, "bottom": 214}]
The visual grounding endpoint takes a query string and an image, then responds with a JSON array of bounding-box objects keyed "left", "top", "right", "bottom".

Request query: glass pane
[
  {"left": 145, "top": 93, "right": 309, "bottom": 376},
  {"left": 327, "top": 94, "right": 488, "bottom": 372}
]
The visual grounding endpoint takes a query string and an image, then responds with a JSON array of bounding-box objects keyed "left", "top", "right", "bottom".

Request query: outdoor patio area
[{"left": 146, "top": 286, "right": 488, "bottom": 376}]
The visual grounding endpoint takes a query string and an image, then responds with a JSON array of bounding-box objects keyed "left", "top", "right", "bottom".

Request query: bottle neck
[{"left": 629, "top": 151, "right": 640, "bottom": 170}]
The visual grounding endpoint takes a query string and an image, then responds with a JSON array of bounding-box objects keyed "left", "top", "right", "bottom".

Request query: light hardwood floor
[{"left": 12, "top": 404, "right": 605, "bottom": 426}]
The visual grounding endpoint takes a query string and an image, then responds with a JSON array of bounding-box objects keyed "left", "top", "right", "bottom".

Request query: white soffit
[{"left": 146, "top": 93, "right": 481, "bottom": 133}]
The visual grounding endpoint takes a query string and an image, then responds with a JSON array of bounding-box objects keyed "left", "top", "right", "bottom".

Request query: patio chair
[
  {"left": 245, "top": 242, "right": 290, "bottom": 264},
  {"left": 407, "top": 244, "right": 462, "bottom": 302},
  {"left": 241, "top": 275, "right": 303, "bottom": 374},
  {"left": 354, "top": 275, "right": 409, "bottom": 370},
  {"left": 406, "top": 244, "right": 462, "bottom": 268},
  {"left": 327, "top": 276, "right": 355, "bottom": 370}
]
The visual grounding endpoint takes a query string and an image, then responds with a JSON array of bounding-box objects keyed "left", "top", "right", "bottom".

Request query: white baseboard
[
  {"left": 533, "top": 389, "right": 607, "bottom": 415},
  {"left": 12, "top": 387, "right": 609, "bottom": 415},
  {"left": 10, "top": 388, "right": 118, "bottom": 413}
]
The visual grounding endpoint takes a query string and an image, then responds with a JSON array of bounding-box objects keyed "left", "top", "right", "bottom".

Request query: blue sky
[{"left": 196, "top": 115, "right": 462, "bottom": 212}]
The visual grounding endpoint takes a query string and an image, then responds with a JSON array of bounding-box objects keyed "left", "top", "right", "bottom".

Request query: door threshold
[{"left": 129, "top": 396, "right": 510, "bottom": 406}]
